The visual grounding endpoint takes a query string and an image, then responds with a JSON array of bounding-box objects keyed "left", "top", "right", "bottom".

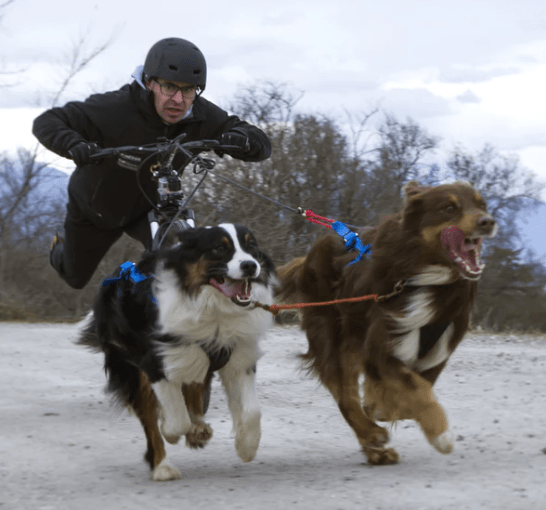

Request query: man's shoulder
[
  {"left": 79, "top": 82, "right": 156, "bottom": 124},
  {"left": 84, "top": 83, "right": 134, "bottom": 108}
]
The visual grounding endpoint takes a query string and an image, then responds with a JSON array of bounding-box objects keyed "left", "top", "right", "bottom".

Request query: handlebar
[
  {"left": 87, "top": 136, "right": 246, "bottom": 230},
  {"left": 86, "top": 136, "right": 248, "bottom": 250},
  {"left": 90, "top": 138, "right": 242, "bottom": 161}
]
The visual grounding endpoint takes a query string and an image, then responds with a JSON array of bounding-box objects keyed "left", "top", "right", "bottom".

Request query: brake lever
[{"left": 192, "top": 156, "right": 216, "bottom": 174}]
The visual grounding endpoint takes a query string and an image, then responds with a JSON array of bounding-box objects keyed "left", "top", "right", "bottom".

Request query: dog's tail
[
  {"left": 275, "top": 257, "right": 307, "bottom": 305},
  {"left": 76, "top": 311, "right": 102, "bottom": 352},
  {"left": 275, "top": 234, "right": 355, "bottom": 309},
  {"left": 76, "top": 309, "right": 142, "bottom": 408}
]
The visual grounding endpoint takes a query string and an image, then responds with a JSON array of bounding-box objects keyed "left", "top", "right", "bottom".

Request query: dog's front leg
[
  {"left": 151, "top": 379, "right": 191, "bottom": 444},
  {"left": 218, "top": 346, "right": 262, "bottom": 462},
  {"left": 152, "top": 343, "right": 210, "bottom": 444}
]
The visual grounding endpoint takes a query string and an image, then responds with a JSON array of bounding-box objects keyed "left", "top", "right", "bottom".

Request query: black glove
[
  {"left": 68, "top": 142, "right": 100, "bottom": 166},
  {"left": 220, "top": 128, "right": 250, "bottom": 154}
]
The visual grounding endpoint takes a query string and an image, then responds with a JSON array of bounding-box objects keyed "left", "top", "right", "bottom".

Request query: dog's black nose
[
  {"left": 478, "top": 215, "right": 496, "bottom": 229},
  {"left": 240, "top": 260, "right": 258, "bottom": 277},
  {"left": 477, "top": 214, "right": 497, "bottom": 236}
]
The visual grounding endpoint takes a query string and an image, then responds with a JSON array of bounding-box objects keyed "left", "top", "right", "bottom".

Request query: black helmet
[{"left": 143, "top": 37, "right": 207, "bottom": 91}]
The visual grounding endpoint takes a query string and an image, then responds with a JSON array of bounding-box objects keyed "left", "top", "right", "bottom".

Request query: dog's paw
[
  {"left": 235, "top": 413, "right": 261, "bottom": 462},
  {"left": 430, "top": 430, "right": 454, "bottom": 454},
  {"left": 359, "top": 424, "right": 399, "bottom": 465},
  {"left": 363, "top": 445, "right": 400, "bottom": 465},
  {"left": 363, "top": 424, "right": 390, "bottom": 447},
  {"left": 151, "top": 458, "right": 181, "bottom": 482},
  {"left": 185, "top": 423, "right": 213, "bottom": 449}
]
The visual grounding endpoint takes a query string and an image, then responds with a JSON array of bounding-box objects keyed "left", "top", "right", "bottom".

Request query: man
[{"left": 33, "top": 37, "right": 271, "bottom": 290}]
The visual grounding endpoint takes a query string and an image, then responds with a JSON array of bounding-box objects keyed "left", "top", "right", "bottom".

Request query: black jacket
[{"left": 33, "top": 82, "right": 271, "bottom": 228}]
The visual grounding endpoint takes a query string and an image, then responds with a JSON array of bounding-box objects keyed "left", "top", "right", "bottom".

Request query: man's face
[{"left": 147, "top": 78, "right": 197, "bottom": 124}]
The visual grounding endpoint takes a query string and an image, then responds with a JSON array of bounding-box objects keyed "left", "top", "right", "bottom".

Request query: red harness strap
[{"left": 254, "top": 294, "right": 379, "bottom": 316}]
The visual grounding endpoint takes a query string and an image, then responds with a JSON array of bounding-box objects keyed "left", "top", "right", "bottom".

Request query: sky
[{"left": 1, "top": 0, "right": 546, "bottom": 255}]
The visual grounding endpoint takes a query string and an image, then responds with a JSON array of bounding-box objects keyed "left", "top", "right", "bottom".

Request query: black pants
[{"left": 50, "top": 194, "right": 152, "bottom": 289}]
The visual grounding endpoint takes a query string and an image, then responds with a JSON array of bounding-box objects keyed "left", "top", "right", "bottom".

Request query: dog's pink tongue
[
  {"left": 440, "top": 226, "right": 482, "bottom": 275},
  {"left": 440, "top": 226, "right": 466, "bottom": 253},
  {"left": 209, "top": 278, "right": 251, "bottom": 301}
]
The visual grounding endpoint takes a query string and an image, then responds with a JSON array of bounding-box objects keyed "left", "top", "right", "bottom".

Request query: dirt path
[{"left": 1, "top": 322, "right": 545, "bottom": 510}]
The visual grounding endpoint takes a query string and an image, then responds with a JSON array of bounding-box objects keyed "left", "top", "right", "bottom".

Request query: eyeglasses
[{"left": 153, "top": 79, "right": 197, "bottom": 99}]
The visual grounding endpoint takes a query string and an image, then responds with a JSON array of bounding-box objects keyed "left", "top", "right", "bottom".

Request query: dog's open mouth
[
  {"left": 440, "top": 226, "right": 485, "bottom": 280},
  {"left": 209, "top": 277, "right": 252, "bottom": 306}
]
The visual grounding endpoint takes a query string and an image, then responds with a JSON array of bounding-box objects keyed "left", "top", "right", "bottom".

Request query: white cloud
[
  {"left": 439, "top": 65, "right": 522, "bottom": 84},
  {"left": 456, "top": 89, "right": 481, "bottom": 104},
  {"left": 377, "top": 87, "right": 456, "bottom": 119}
]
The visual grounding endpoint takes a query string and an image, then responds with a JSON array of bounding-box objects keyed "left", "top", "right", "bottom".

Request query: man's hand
[
  {"left": 68, "top": 142, "right": 100, "bottom": 166},
  {"left": 220, "top": 129, "right": 250, "bottom": 153}
]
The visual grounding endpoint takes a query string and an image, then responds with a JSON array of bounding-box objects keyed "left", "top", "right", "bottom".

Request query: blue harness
[
  {"left": 330, "top": 221, "right": 372, "bottom": 266},
  {"left": 101, "top": 261, "right": 157, "bottom": 304}
]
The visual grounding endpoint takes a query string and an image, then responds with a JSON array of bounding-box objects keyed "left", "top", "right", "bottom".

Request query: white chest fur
[
  {"left": 154, "top": 269, "right": 274, "bottom": 350},
  {"left": 392, "top": 286, "right": 453, "bottom": 372}
]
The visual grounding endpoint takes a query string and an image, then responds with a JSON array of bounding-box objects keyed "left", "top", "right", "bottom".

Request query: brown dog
[{"left": 277, "top": 181, "right": 497, "bottom": 464}]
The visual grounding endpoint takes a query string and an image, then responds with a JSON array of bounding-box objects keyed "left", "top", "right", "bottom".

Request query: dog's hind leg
[
  {"left": 182, "top": 373, "right": 213, "bottom": 449},
  {"left": 132, "top": 372, "right": 181, "bottom": 481},
  {"left": 326, "top": 350, "right": 400, "bottom": 466},
  {"left": 218, "top": 348, "right": 261, "bottom": 463}
]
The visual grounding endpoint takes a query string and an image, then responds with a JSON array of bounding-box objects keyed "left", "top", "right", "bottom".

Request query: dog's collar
[
  {"left": 205, "top": 345, "right": 232, "bottom": 372},
  {"left": 378, "top": 266, "right": 461, "bottom": 302}
]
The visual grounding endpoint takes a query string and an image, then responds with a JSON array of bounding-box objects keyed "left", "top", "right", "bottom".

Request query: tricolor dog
[{"left": 79, "top": 223, "right": 277, "bottom": 480}]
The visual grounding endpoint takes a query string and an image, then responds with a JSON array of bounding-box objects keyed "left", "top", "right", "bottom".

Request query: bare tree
[
  {"left": 343, "top": 107, "right": 380, "bottom": 160},
  {"left": 347, "top": 114, "right": 440, "bottom": 224},
  {"left": 50, "top": 29, "right": 116, "bottom": 107},
  {"left": 0, "top": 0, "right": 15, "bottom": 26},
  {"left": 0, "top": 30, "right": 114, "bottom": 318}
]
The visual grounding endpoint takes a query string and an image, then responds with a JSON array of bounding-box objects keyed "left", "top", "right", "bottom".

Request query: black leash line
[
  {"left": 204, "top": 167, "right": 303, "bottom": 216},
  {"left": 204, "top": 167, "right": 366, "bottom": 230}
]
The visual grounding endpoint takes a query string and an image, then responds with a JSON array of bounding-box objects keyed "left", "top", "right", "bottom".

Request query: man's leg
[
  {"left": 124, "top": 213, "right": 153, "bottom": 250},
  {"left": 50, "top": 197, "right": 122, "bottom": 289}
]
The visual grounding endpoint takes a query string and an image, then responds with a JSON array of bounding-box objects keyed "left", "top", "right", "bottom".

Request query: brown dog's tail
[
  {"left": 275, "top": 257, "right": 306, "bottom": 305},
  {"left": 275, "top": 233, "right": 351, "bottom": 308}
]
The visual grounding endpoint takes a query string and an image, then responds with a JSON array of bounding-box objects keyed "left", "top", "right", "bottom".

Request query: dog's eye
[
  {"left": 214, "top": 244, "right": 227, "bottom": 254},
  {"left": 446, "top": 204, "right": 456, "bottom": 213}
]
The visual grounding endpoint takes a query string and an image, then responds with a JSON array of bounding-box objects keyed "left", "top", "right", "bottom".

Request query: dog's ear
[
  {"left": 175, "top": 227, "right": 206, "bottom": 248},
  {"left": 403, "top": 180, "right": 421, "bottom": 195},
  {"left": 403, "top": 181, "right": 431, "bottom": 206},
  {"left": 402, "top": 193, "right": 424, "bottom": 232}
]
